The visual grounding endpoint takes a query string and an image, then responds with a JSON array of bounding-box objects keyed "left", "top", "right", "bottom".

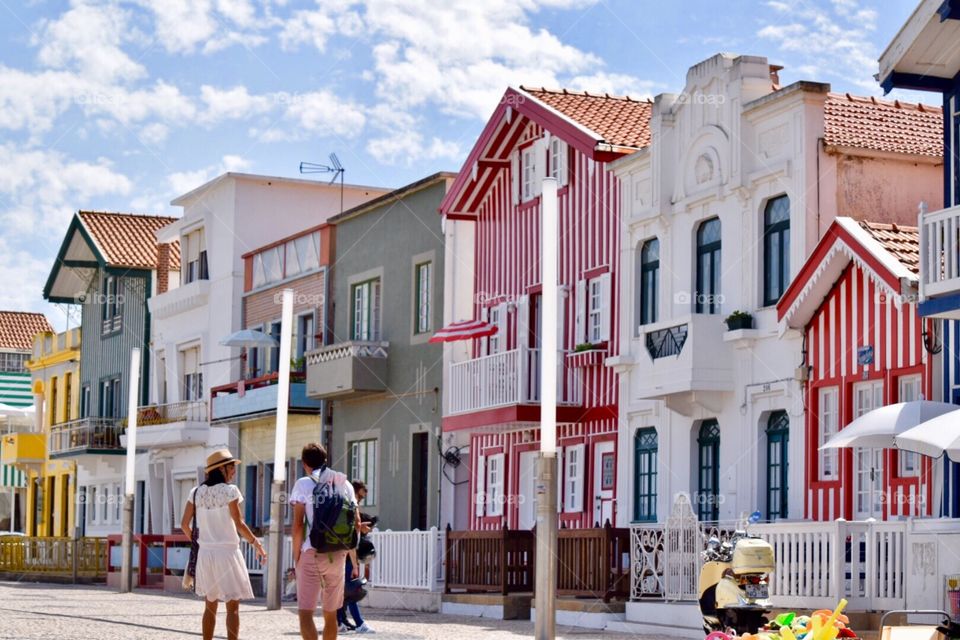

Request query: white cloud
[
  {"left": 138, "top": 122, "right": 169, "bottom": 145},
  {"left": 284, "top": 90, "right": 367, "bottom": 138},
  {"left": 136, "top": 0, "right": 267, "bottom": 54},
  {"left": 167, "top": 154, "right": 252, "bottom": 196},
  {"left": 199, "top": 85, "right": 274, "bottom": 123}
]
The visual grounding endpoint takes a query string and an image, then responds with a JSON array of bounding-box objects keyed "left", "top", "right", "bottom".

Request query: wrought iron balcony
[{"left": 49, "top": 418, "right": 125, "bottom": 457}]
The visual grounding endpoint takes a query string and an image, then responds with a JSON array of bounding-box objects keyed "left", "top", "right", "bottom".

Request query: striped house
[
  {"left": 778, "top": 218, "right": 938, "bottom": 520},
  {"left": 0, "top": 312, "right": 52, "bottom": 494},
  {"left": 440, "top": 87, "right": 651, "bottom": 530}
]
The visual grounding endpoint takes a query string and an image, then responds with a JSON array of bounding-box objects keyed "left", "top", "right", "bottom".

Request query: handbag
[{"left": 182, "top": 487, "right": 199, "bottom": 592}]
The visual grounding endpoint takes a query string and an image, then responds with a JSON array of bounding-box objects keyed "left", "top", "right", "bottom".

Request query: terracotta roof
[
  {"left": 78, "top": 211, "right": 180, "bottom": 270},
  {"left": 857, "top": 220, "right": 919, "bottom": 274},
  {"left": 0, "top": 311, "right": 52, "bottom": 351},
  {"left": 823, "top": 93, "right": 942, "bottom": 158},
  {"left": 521, "top": 87, "right": 653, "bottom": 149}
]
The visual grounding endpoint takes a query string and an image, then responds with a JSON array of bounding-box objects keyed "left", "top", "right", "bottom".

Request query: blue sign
[{"left": 857, "top": 345, "right": 874, "bottom": 366}]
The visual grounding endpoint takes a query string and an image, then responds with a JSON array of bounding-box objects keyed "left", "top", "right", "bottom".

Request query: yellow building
[{"left": 19, "top": 328, "right": 80, "bottom": 536}]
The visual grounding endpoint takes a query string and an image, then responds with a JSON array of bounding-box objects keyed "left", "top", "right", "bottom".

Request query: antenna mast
[{"left": 299, "top": 153, "right": 345, "bottom": 214}]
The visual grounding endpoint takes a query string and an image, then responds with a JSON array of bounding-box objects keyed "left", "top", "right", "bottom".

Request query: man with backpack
[{"left": 290, "top": 443, "right": 363, "bottom": 640}]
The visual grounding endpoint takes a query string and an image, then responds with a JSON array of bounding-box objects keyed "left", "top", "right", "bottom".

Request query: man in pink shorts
[{"left": 290, "top": 443, "right": 362, "bottom": 640}]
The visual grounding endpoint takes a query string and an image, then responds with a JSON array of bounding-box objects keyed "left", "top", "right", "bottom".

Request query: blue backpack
[{"left": 308, "top": 468, "right": 358, "bottom": 552}]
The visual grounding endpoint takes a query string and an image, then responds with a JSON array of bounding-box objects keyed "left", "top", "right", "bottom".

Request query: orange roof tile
[
  {"left": 0, "top": 311, "right": 52, "bottom": 351},
  {"left": 78, "top": 211, "right": 180, "bottom": 270},
  {"left": 857, "top": 220, "right": 919, "bottom": 274},
  {"left": 521, "top": 87, "right": 653, "bottom": 149},
  {"left": 823, "top": 93, "right": 942, "bottom": 158}
]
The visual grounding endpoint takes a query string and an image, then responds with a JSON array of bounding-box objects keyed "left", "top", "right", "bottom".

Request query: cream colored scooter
[{"left": 698, "top": 532, "right": 774, "bottom": 635}]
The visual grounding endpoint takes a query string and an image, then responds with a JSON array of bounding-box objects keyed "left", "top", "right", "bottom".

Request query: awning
[
  {"left": 821, "top": 400, "right": 957, "bottom": 450},
  {"left": 429, "top": 319, "right": 498, "bottom": 343},
  {"left": 895, "top": 408, "right": 960, "bottom": 463},
  {"left": 219, "top": 329, "right": 278, "bottom": 348}
]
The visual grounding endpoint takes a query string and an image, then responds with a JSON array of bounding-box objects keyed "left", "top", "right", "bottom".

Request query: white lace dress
[{"left": 189, "top": 483, "right": 255, "bottom": 602}]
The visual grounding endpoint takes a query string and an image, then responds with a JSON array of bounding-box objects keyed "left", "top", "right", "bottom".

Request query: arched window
[
  {"left": 633, "top": 428, "right": 658, "bottom": 522},
  {"left": 696, "top": 419, "right": 720, "bottom": 521},
  {"left": 695, "top": 218, "right": 721, "bottom": 314},
  {"left": 638, "top": 239, "right": 659, "bottom": 327},
  {"left": 765, "top": 411, "right": 789, "bottom": 520},
  {"left": 763, "top": 196, "right": 790, "bottom": 305}
]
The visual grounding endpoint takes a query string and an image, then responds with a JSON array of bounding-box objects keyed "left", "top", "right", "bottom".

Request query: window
[
  {"left": 588, "top": 278, "right": 603, "bottom": 343},
  {"left": 697, "top": 420, "right": 720, "bottom": 522},
  {"left": 183, "top": 228, "right": 208, "bottom": 284},
  {"left": 50, "top": 376, "right": 58, "bottom": 426},
  {"left": 854, "top": 380, "right": 884, "bottom": 418},
  {"left": 766, "top": 411, "right": 789, "bottom": 520},
  {"left": 564, "top": 443, "right": 584, "bottom": 512},
  {"left": 898, "top": 375, "right": 922, "bottom": 477},
  {"left": 181, "top": 346, "right": 202, "bottom": 402},
  {"left": 0, "top": 352, "right": 28, "bottom": 372},
  {"left": 63, "top": 373, "right": 72, "bottom": 422},
  {"left": 100, "top": 378, "right": 121, "bottom": 418},
  {"left": 349, "top": 439, "right": 378, "bottom": 507},
  {"left": 819, "top": 387, "right": 839, "bottom": 480},
  {"left": 548, "top": 137, "right": 567, "bottom": 185},
  {"left": 296, "top": 312, "right": 316, "bottom": 359},
  {"left": 487, "top": 305, "right": 502, "bottom": 354},
  {"left": 763, "top": 196, "right": 790, "bottom": 305},
  {"left": 414, "top": 261, "right": 432, "bottom": 334},
  {"left": 351, "top": 279, "right": 381, "bottom": 342},
  {"left": 521, "top": 146, "right": 537, "bottom": 201},
  {"left": 244, "top": 464, "right": 259, "bottom": 526},
  {"left": 101, "top": 276, "right": 123, "bottom": 332},
  {"left": 80, "top": 385, "right": 90, "bottom": 419},
  {"left": 695, "top": 218, "right": 722, "bottom": 314},
  {"left": 486, "top": 453, "right": 505, "bottom": 516},
  {"left": 634, "top": 428, "right": 658, "bottom": 522},
  {"left": 639, "top": 239, "right": 659, "bottom": 327},
  {"left": 268, "top": 321, "right": 282, "bottom": 373},
  {"left": 577, "top": 275, "right": 610, "bottom": 345}
]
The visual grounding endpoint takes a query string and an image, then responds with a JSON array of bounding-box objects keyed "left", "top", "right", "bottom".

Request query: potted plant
[
  {"left": 290, "top": 356, "right": 306, "bottom": 373},
  {"left": 574, "top": 343, "right": 595, "bottom": 353},
  {"left": 568, "top": 342, "right": 607, "bottom": 367},
  {"left": 724, "top": 310, "right": 754, "bottom": 331}
]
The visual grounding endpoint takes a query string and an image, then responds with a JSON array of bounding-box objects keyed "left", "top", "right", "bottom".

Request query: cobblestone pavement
[{"left": 0, "top": 581, "right": 673, "bottom": 640}]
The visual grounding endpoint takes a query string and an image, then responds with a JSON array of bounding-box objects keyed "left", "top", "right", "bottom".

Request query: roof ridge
[
  {"left": 828, "top": 91, "right": 941, "bottom": 113},
  {"left": 520, "top": 85, "right": 653, "bottom": 104},
  {"left": 858, "top": 219, "right": 918, "bottom": 233},
  {"left": 78, "top": 210, "right": 177, "bottom": 220}
]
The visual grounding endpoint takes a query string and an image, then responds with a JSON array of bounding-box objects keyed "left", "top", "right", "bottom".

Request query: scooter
[{"left": 698, "top": 524, "right": 774, "bottom": 636}]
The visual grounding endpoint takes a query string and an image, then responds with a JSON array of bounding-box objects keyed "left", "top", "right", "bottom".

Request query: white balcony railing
[
  {"left": 920, "top": 203, "right": 960, "bottom": 300},
  {"left": 49, "top": 418, "right": 125, "bottom": 456},
  {"left": 448, "top": 348, "right": 582, "bottom": 415}
]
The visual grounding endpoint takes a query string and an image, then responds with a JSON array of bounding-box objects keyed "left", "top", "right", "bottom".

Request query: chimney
[
  {"left": 769, "top": 64, "right": 783, "bottom": 88},
  {"left": 157, "top": 243, "right": 171, "bottom": 294}
]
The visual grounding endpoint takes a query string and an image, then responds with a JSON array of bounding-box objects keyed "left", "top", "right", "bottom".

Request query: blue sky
[{"left": 0, "top": 0, "right": 931, "bottom": 326}]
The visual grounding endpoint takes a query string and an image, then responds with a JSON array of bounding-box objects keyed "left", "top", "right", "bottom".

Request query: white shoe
[
  {"left": 338, "top": 623, "right": 350, "bottom": 632},
  {"left": 355, "top": 623, "right": 375, "bottom": 633}
]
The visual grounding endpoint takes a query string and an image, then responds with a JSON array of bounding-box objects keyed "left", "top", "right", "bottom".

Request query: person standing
[
  {"left": 338, "top": 480, "right": 375, "bottom": 633},
  {"left": 290, "top": 443, "right": 364, "bottom": 640},
  {"left": 181, "top": 449, "right": 265, "bottom": 640}
]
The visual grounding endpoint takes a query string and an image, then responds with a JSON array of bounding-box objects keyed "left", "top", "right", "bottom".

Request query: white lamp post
[
  {"left": 266, "top": 288, "right": 294, "bottom": 610},
  {"left": 535, "top": 178, "right": 558, "bottom": 640},
  {"left": 120, "top": 347, "right": 141, "bottom": 593}
]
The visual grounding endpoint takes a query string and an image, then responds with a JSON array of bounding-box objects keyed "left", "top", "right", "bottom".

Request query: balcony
[
  {"left": 633, "top": 314, "right": 733, "bottom": 413},
  {"left": 447, "top": 348, "right": 582, "bottom": 420},
  {"left": 148, "top": 279, "right": 211, "bottom": 320},
  {"left": 1, "top": 432, "right": 46, "bottom": 473},
  {"left": 49, "top": 418, "right": 125, "bottom": 458},
  {"left": 919, "top": 204, "right": 960, "bottom": 318},
  {"left": 129, "top": 401, "right": 208, "bottom": 449},
  {"left": 305, "top": 341, "right": 389, "bottom": 400},
  {"left": 210, "top": 373, "right": 322, "bottom": 423}
]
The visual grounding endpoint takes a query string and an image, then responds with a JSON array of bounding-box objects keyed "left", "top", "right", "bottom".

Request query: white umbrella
[
  {"left": 895, "top": 408, "right": 960, "bottom": 463},
  {"left": 821, "top": 400, "right": 958, "bottom": 450},
  {"left": 219, "top": 329, "right": 278, "bottom": 348}
]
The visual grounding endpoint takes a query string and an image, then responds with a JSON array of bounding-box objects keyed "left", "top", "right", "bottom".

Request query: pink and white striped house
[{"left": 439, "top": 87, "right": 652, "bottom": 530}]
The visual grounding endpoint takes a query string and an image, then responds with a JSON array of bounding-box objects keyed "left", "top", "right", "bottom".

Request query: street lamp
[{"left": 535, "top": 178, "right": 558, "bottom": 640}]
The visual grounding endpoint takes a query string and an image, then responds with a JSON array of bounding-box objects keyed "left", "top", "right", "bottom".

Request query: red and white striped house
[
  {"left": 439, "top": 87, "right": 652, "bottom": 530},
  {"left": 778, "top": 218, "right": 935, "bottom": 520}
]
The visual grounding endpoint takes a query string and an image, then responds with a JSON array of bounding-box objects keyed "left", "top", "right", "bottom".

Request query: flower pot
[{"left": 725, "top": 316, "right": 753, "bottom": 331}]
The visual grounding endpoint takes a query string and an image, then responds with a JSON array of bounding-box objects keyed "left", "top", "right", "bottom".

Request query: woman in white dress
[{"left": 181, "top": 449, "right": 266, "bottom": 640}]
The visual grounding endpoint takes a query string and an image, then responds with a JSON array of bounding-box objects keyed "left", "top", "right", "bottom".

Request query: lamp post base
[
  {"left": 265, "top": 480, "right": 285, "bottom": 610},
  {"left": 119, "top": 494, "right": 134, "bottom": 593},
  {"left": 534, "top": 453, "right": 557, "bottom": 640}
]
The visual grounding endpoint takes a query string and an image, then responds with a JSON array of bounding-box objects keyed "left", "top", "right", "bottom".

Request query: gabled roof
[
  {"left": 78, "top": 211, "right": 180, "bottom": 270},
  {"left": 0, "top": 312, "right": 52, "bottom": 352},
  {"left": 440, "top": 86, "right": 652, "bottom": 217},
  {"left": 44, "top": 211, "right": 179, "bottom": 303},
  {"left": 778, "top": 217, "right": 919, "bottom": 329},
  {"left": 823, "top": 92, "right": 942, "bottom": 158}
]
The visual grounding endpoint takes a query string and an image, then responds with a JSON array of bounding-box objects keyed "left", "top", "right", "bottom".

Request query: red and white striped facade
[
  {"left": 441, "top": 87, "right": 648, "bottom": 530},
  {"left": 778, "top": 218, "right": 934, "bottom": 521}
]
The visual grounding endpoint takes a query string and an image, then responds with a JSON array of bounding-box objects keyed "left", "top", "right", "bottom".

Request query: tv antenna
[{"left": 300, "top": 153, "right": 345, "bottom": 214}]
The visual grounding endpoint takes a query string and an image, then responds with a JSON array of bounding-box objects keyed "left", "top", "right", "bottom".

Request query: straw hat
[{"left": 205, "top": 449, "right": 240, "bottom": 473}]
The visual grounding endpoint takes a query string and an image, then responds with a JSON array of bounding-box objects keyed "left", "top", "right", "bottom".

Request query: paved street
[{"left": 0, "top": 581, "right": 667, "bottom": 639}]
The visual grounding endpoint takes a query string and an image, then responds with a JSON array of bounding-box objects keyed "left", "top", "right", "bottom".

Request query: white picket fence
[
  {"left": 367, "top": 528, "right": 445, "bottom": 592},
  {"left": 241, "top": 535, "right": 294, "bottom": 576}
]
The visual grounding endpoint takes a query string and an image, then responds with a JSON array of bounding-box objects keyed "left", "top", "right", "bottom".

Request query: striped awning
[
  {"left": 0, "top": 372, "right": 32, "bottom": 408},
  {"left": 428, "top": 319, "right": 498, "bottom": 343},
  {"left": 0, "top": 461, "right": 25, "bottom": 488}
]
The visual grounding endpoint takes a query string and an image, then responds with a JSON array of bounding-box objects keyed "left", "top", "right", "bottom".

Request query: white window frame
[
  {"left": 349, "top": 439, "right": 378, "bottom": 507},
  {"left": 475, "top": 454, "right": 487, "bottom": 517},
  {"left": 351, "top": 278, "right": 381, "bottom": 342},
  {"left": 588, "top": 278, "right": 603, "bottom": 343},
  {"left": 564, "top": 443, "right": 584, "bottom": 512},
  {"left": 488, "top": 305, "right": 503, "bottom": 354},
  {"left": 415, "top": 261, "right": 432, "bottom": 335},
  {"left": 180, "top": 345, "right": 202, "bottom": 402},
  {"left": 521, "top": 146, "right": 537, "bottom": 201},
  {"left": 296, "top": 311, "right": 316, "bottom": 359},
  {"left": 548, "top": 137, "right": 568, "bottom": 186},
  {"left": 486, "top": 453, "right": 505, "bottom": 517},
  {"left": 898, "top": 374, "right": 923, "bottom": 477},
  {"left": 819, "top": 386, "right": 839, "bottom": 480},
  {"left": 853, "top": 379, "right": 884, "bottom": 418}
]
